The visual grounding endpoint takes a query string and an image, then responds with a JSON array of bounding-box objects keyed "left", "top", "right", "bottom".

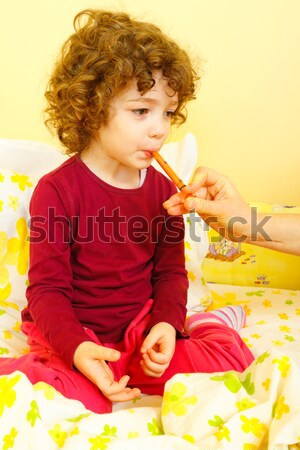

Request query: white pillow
[
  {"left": 152, "top": 132, "right": 198, "bottom": 183},
  {"left": 0, "top": 168, "right": 33, "bottom": 356},
  {"left": 0, "top": 138, "right": 67, "bottom": 180}
]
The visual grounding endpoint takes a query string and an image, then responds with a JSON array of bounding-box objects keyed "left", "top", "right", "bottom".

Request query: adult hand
[{"left": 163, "top": 166, "right": 251, "bottom": 241}]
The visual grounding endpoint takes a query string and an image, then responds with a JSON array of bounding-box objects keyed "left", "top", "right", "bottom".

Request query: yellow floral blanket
[{"left": 0, "top": 286, "right": 300, "bottom": 450}]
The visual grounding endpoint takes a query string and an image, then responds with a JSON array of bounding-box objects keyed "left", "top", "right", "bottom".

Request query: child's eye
[
  {"left": 165, "top": 110, "right": 176, "bottom": 119},
  {"left": 133, "top": 108, "right": 148, "bottom": 116}
]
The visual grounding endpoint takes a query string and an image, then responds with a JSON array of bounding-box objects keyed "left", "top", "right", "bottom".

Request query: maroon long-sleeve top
[{"left": 22, "top": 156, "right": 188, "bottom": 368}]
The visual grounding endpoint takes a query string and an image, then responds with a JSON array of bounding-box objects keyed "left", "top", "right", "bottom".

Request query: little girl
[{"left": 0, "top": 9, "right": 253, "bottom": 413}]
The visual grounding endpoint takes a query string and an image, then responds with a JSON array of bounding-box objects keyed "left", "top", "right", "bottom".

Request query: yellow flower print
[
  {"left": 0, "top": 200, "right": 3, "bottom": 212},
  {"left": 296, "top": 309, "right": 300, "bottom": 316},
  {"left": 89, "top": 435, "right": 111, "bottom": 450},
  {"left": 251, "top": 334, "right": 261, "bottom": 339},
  {"left": 128, "top": 432, "right": 139, "bottom": 439},
  {"left": 183, "top": 434, "right": 195, "bottom": 444},
  {"left": 255, "top": 352, "right": 270, "bottom": 364},
  {"left": 0, "top": 232, "right": 11, "bottom": 286},
  {"left": 188, "top": 271, "right": 196, "bottom": 282},
  {"left": 27, "top": 400, "right": 41, "bottom": 427},
  {"left": 272, "top": 396, "right": 290, "bottom": 420},
  {"left": 0, "top": 283, "right": 19, "bottom": 310},
  {"left": 10, "top": 173, "right": 33, "bottom": 191},
  {"left": 240, "top": 416, "right": 266, "bottom": 438},
  {"left": 209, "top": 291, "right": 243, "bottom": 309},
  {"left": 262, "top": 300, "right": 272, "bottom": 308},
  {"left": 34, "top": 382, "right": 56, "bottom": 400},
  {"left": 272, "top": 340, "right": 284, "bottom": 347},
  {"left": 8, "top": 196, "right": 19, "bottom": 212},
  {"left": 243, "top": 305, "right": 252, "bottom": 316},
  {"left": 13, "top": 321, "right": 21, "bottom": 332},
  {"left": 0, "top": 172, "right": 4, "bottom": 182},
  {"left": 3, "top": 427, "right": 18, "bottom": 450},
  {"left": 162, "top": 382, "right": 197, "bottom": 416},
  {"left": 256, "top": 320, "right": 266, "bottom": 325},
  {"left": 208, "top": 415, "right": 231, "bottom": 442},
  {"left": 2, "top": 237, "right": 20, "bottom": 268},
  {"left": 147, "top": 418, "right": 163, "bottom": 436},
  {"left": 207, "top": 291, "right": 250, "bottom": 313},
  {"left": 3, "top": 331, "right": 12, "bottom": 339},
  {"left": 49, "top": 424, "right": 68, "bottom": 448},
  {"left": 280, "top": 325, "right": 291, "bottom": 333},
  {"left": 66, "top": 412, "right": 91, "bottom": 423},
  {"left": 184, "top": 241, "right": 192, "bottom": 251},
  {"left": 236, "top": 398, "right": 256, "bottom": 411},
  {"left": 278, "top": 313, "right": 289, "bottom": 320},
  {"left": 70, "top": 427, "right": 79, "bottom": 436},
  {"left": 0, "top": 374, "right": 21, "bottom": 417},
  {"left": 243, "top": 444, "right": 259, "bottom": 450},
  {"left": 262, "top": 378, "right": 271, "bottom": 391},
  {"left": 215, "top": 426, "right": 230, "bottom": 442},
  {"left": 272, "top": 356, "right": 291, "bottom": 377},
  {"left": 7, "top": 217, "right": 29, "bottom": 276},
  {"left": 242, "top": 337, "right": 253, "bottom": 348},
  {"left": 21, "top": 346, "right": 30, "bottom": 354},
  {"left": 101, "top": 424, "right": 117, "bottom": 438},
  {"left": 285, "top": 335, "right": 296, "bottom": 342}
]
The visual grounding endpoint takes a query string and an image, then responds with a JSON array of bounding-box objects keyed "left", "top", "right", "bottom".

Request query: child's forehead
[{"left": 117, "top": 73, "right": 178, "bottom": 103}]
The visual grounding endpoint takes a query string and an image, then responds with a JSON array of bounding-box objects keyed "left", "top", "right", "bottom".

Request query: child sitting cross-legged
[{"left": 0, "top": 9, "right": 253, "bottom": 414}]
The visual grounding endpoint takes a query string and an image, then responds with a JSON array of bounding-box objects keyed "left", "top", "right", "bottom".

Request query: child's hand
[
  {"left": 73, "top": 341, "right": 141, "bottom": 402},
  {"left": 140, "top": 322, "right": 176, "bottom": 378}
]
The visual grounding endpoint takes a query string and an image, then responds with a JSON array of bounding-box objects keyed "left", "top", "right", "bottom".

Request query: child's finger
[
  {"left": 147, "top": 348, "right": 170, "bottom": 364},
  {"left": 107, "top": 387, "right": 141, "bottom": 402},
  {"left": 140, "top": 353, "right": 169, "bottom": 377}
]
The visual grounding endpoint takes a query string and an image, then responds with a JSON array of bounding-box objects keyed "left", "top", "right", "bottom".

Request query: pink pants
[{"left": 0, "top": 300, "right": 254, "bottom": 414}]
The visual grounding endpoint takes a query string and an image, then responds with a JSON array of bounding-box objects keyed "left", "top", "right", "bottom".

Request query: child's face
[{"left": 92, "top": 71, "right": 178, "bottom": 170}]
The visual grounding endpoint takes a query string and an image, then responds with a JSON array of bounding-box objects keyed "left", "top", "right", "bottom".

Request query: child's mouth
[{"left": 142, "top": 150, "right": 157, "bottom": 159}]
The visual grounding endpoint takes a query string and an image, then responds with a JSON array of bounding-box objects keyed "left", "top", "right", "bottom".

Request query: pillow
[
  {"left": 0, "top": 168, "right": 33, "bottom": 356},
  {"left": 184, "top": 214, "right": 212, "bottom": 314},
  {"left": 202, "top": 202, "right": 300, "bottom": 290},
  {"left": 152, "top": 133, "right": 198, "bottom": 185},
  {"left": 0, "top": 138, "right": 67, "bottom": 180}
]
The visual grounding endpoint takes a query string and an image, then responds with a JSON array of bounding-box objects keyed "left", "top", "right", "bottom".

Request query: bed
[{"left": 0, "top": 135, "right": 300, "bottom": 449}]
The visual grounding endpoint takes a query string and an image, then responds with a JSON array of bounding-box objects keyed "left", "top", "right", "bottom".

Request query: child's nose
[{"left": 148, "top": 118, "right": 168, "bottom": 139}]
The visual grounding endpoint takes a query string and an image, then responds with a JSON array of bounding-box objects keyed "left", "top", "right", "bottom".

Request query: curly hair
[{"left": 45, "top": 9, "right": 199, "bottom": 155}]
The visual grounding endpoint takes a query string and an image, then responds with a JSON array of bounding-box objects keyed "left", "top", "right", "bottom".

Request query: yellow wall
[{"left": 1, "top": 0, "right": 300, "bottom": 205}]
